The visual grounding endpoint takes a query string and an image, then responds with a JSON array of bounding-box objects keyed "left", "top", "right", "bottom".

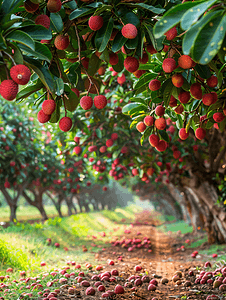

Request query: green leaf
[
  {"left": 69, "top": 8, "right": 95, "bottom": 20},
  {"left": 0, "top": 32, "right": 7, "bottom": 50},
  {"left": 21, "top": 25, "right": 52, "bottom": 40},
  {"left": 181, "top": 0, "right": 218, "bottom": 31},
  {"left": 122, "top": 12, "right": 140, "bottom": 27},
  {"left": 125, "top": 35, "right": 138, "bottom": 49},
  {"left": 95, "top": 17, "right": 114, "bottom": 52},
  {"left": 19, "top": 41, "right": 52, "bottom": 63},
  {"left": 153, "top": 1, "right": 198, "bottom": 38},
  {"left": 122, "top": 102, "right": 142, "bottom": 115},
  {"left": 194, "top": 64, "right": 211, "bottom": 79},
  {"left": 140, "top": 127, "right": 152, "bottom": 146},
  {"left": 159, "top": 130, "right": 169, "bottom": 142},
  {"left": 124, "top": 3, "right": 165, "bottom": 15},
  {"left": 12, "top": 45, "right": 23, "bottom": 64},
  {"left": 99, "top": 48, "right": 109, "bottom": 62},
  {"left": 162, "top": 79, "right": 173, "bottom": 107},
  {"left": 16, "top": 80, "right": 44, "bottom": 102},
  {"left": 192, "top": 11, "right": 226, "bottom": 65},
  {"left": 112, "top": 52, "right": 124, "bottom": 73},
  {"left": 5, "top": 30, "right": 35, "bottom": 50},
  {"left": 95, "top": 128, "right": 102, "bottom": 138},
  {"left": 50, "top": 13, "right": 64, "bottom": 33},
  {"left": 56, "top": 78, "right": 64, "bottom": 96},
  {"left": 206, "top": 120, "right": 214, "bottom": 129},
  {"left": 143, "top": 23, "right": 164, "bottom": 52},
  {"left": 111, "top": 32, "right": 127, "bottom": 53},
  {"left": 208, "top": 61, "right": 223, "bottom": 88},
  {"left": 49, "top": 100, "right": 60, "bottom": 123},
  {"left": 1, "top": 0, "right": 23, "bottom": 22},
  {"left": 130, "top": 105, "right": 146, "bottom": 116},
  {"left": 133, "top": 72, "right": 157, "bottom": 90},
  {"left": 176, "top": 114, "right": 183, "bottom": 129},
  {"left": 64, "top": 88, "right": 79, "bottom": 112},
  {"left": 130, "top": 115, "right": 145, "bottom": 129},
  {"left": 135, "top": 29, "right": 145, "bottom": 58},
  {"left": 87, "top": 53, "right": 101, "bottom": 77}
]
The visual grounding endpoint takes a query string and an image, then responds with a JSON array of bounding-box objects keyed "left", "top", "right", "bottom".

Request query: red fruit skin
[
  {"left": 114, "top": 284, "right": 124, "bottom": 294},
  {"left": 146, "top": 44, "right": 157, "bottom": 54},
  {"left": 136, "top": 122, "right": 146, "bottom": 132},
  {"left": 139, "top": 52, "right": 148, "bottom": 64},
  {"left": 59, "top": 117, "right": 72, "bottom": 132},
  {"left": 155, "top": 105, "right": 165, "bottom": 117},
  {"left": 121, "top": 24, "right": 137, "bottom": 39},
  {"left": 169, "top": 95, "right": 177, "bottom": 107},
  {"left": 179, "top": 128, "right": 189, "bottom": 140},
  {"left": 207, "top": 75, "right": 218, "bottom": 88},
  {"left": 47, "top": 0, "right": 62, "bottom": 13},
  {"left": 35, "top": 15, "right": 51, "bottom": 29},
  {"left": 117, "top": 73, "right": 126, "bottom": 85},
  {"left": 10, "top": 65, "right": 31, "bottom": 85},
  {"left": 132, "top": 168, "right": 139, "bottom": 176},
  {"left": 175, "top": 104, "right": 184, "bottom": 114},
  {"left": 80, "top": 96, "right": 93, "bottom": 110},
  {"left": 155, "top": 118, "right": 166, "bottom": 130},
  {"left": 178, "top": 91, "right": 190, "bottom": 104},
  {"left": 37, "top": 110, "right": 51, "bottom": 123},
  {"left": 133, "top": 69, "right": 145, "bottom": 78},
  {"left": 86, "top": 287, "right": 95, "bottom": 295},
  {"left": 173, "top": 150, "right": 181, "bottom": 159},
  {"left": 211, "top": 92, "right": 218, "bottom": 104},
  {"left": 106, "top": 139, "right": 114, "bottom": 147},
  {"left": 109, "top": 53, "right": 119, "bottom": 65},
  {"left": 155, "top": 140, "right": 167, "bottom": 152},
  {"left": 24, "top": 0, "right": 39, "bottom": 13},
  {"left": 99, "top": 146, "right": 107, "bottom": 153},
  {"left": 71, "top": 88, "right": 80, "bottom": 98},
  {"left": 147, "top": 167, "right": 154, "bottom": 176},
  {"left": 149, "top": 134, "right": 159, "bottom": 147},
  {"left": 162, "top": 58, "right": 177, "bottom": 73},
  {"left": 124, "top": 57, "right": 139, "bottom": 73},
  {"left": 0, "top": 80, "right": 18, "bottom": 100},
  {"left": 73, "top": 146, "right": 82, "bottom": 155},
  {"left": 94, "top": 95, "right": 107, "bottom": 109},
  {"left": 202, "top": 93, "right": 213, "bottom": 106},
  {"left": 172, "top": 73, "right": 184, "bottom": 88},
  {"left": 54, "top": 35, "right": 70, "bottom": 50},
  {"left": 144, "top": 115, "right": 154, "bottom": 126},
  {"left": 42, "top": 100, "right": 56, "bottom": 115},
  {"left": 190, "top": 83, "right": 202, "bottom": 100},
  {"left": 149, "top": 79, "right": 161, "bottom": 91},
  {"left": 164, "top": 26, "right": 177, "bottom": 40},
  {"left": 178, "top": 55, "right": 193, "bottom": 69},
  {"left": 195, "top": 128, "right": 206, "bottom": 140},
  {"left": 88, "top": 16, "right": 104, "bottom": 31},
  {"left": 111, "top": 133, "right": 118, "bottom": 140},
  {"left": 213, "top": 112, "right": 225, "bottom": 123}
]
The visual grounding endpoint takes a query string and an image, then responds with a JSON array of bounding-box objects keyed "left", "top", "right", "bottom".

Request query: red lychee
[
  {"left": 202, "top": 93, "right": 213, "bottom": 106},
  {"left": 164, "top": 26, "right": 177, "bottom": 40},
  {"left": 207, "top": 75, "right": 218, "bottom": 88},
  {"left": 88, "top": 15, "right": 104, "bottom": 31},
  {"left": 169, "top": 95, "right": 177, "bottom": 107},
  {"left": 10, "top": 65, "right": 31, "bottom": 85},
  {"left": 174, "top": 104, "right": 184, "bottom": 114},
  {"left": 179, "top": 128, "right": 189, "bottom": 140},
  {"left": 146, "top": 44, "right": 157, "bottom": 54},
  {"left": 37, "top": 110, "right": 51, "bottom": 123},
  {"left": 0, "top": 80, "right": 18, "bottom": 101},
  {"left": 155, "top": 118, "right": 166, "bottom": 130},
  {"left": 149, "top": 134, "right": 159, "bottom": 147},
  {"left": 162, "top": 58, "right": 177, "bottom": 73},
  {"left": 156, "top": 140, "right": 167, "bottom": 152},
  {"left": 42, "top": 99, "right": 56, "bottom": 115},
  {"left": 139, "top": 52, "right": 148, "bottom": 64},
  {"left": 211, "top": 92, "right": 218, "bottom": 104},
  {"left": 172, "top": 73, "right": 184, "bottom": 88},
  {"left": 155, "top": 105, "right": 165, "bottom": 117},
  {"left": 80, "top": 96, "right": 93, "bottom": 110},
  {"left": 88, "top": 145, "right": 97, "bottom": 152},
  {"left": 144, "top": 115, "right": 154, "bottom": 126},
  {"left": 4, "top": 180, "right": 10, "bottom": 188},
  {"left": 106, "top": 139, "right": 114, "bottom": 147},
  {"left": 117, "top": 74, "right": 126, "bottom": 85},
  {"left": 173, "top": 150, "right": 181, "bottom": 159},
  {"left": 213, "top": 112, "right": 225, "bottom": 123},
  {"left": 124, "top": 57, "right": 139, "bottom": 73},
  {"left": 59, "top": 117, "right": 72, "bottom": 132},
  {"left": 24, "top": 0, "right": 39, "bottom": 13},
  {"left": 71, "top": 88, "right": 80, "bottom": 98},
  {"left": 147, "top": 167, "right": 154, "bottom": 176},
  {"left": 73, "top": 146, "right": 82, "bottom": 155},
  {"left": 109, "top": 53, "right": 119, "bottom": 65},
  {"left": 114, "top": 284, "right": 124, "bottom": 294},
  {"left": 35, "top": 15, "right": 51, "bottom": 29},
  {"left": 178, "top": 90, "right": 190, "bottom": 104},
  {"left": 195, "top": 128, "right": 206, "bottom": 140},
  {"left": 54, "top": 34, "right": 70, "bottom": 50},
  {"left": 111, "top": 133, "right": 118, "bottom": 140},
  {"left": 136, "top": 122, "right": 146, "bottom": 133},
  {"left": 99, "top": 146, "right": 107, "bottom": 153},
  {"left": 190, "top": 83, "right": 202, "bottom": 100},
  {"left": 121, "top": 24, "right": 138, "bottom": 39},
  {"left": 133, "top": 70, "right": 145, "bottom": 78},
  {"left": 178, "top": 55, "right": 193, "bottom": 69},
  {"left": 94, "top": 95, "right": 107, "bottom": 109},
  {"left": 149, "top": 79, "right": 161, "bottom": 91},
  {"left": 47, "top": 0, "right": 62, "bottom": 13}
]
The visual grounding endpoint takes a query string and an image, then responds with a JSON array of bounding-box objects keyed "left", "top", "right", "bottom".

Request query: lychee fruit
[
  {"left": 109, "top": 53, "right": 119, "bottom": 65},
  {"left": 121, "top": 24, "right": 137, "bottom": 39},
  {"left": 114, "top": 284, "right": 124, "bottom": 294},
  {"left": 47, "top": 0, "right": 62, "bottom": 13},
  {"left": 111, "top": 133, "right": 118, "bottom": 140},
  {"left": 173, "top": 150, "right": 181, "bottom": 159},
  {"left": 147, "top": 167, "right": 154, "bottom": 176},
  {"left": 144, "top": 115, "right": 154, "bottom": 126},
  {"left": 106, "top": 139, "right": 114, "bottom": 147},
  {"left": 4, "top": 180, "right": 11, "bottom": 188},
  {"left": 195, "top": 128, "right": 206, "bottom": 140},
  {"left": 213, "top": 112, "right": 225, "bottom": 123},
  {"left": 99, "top": 146, "right": 107, "bottom": 153},
  {"left": 169, "top": 95, "right": 177, "bottom": 107},
  {"left": 133, "top": 69, "right": 145, "bottom": 78},
  {"left": 155, "top": 118, "right": 166, "bottom": 130},
  {"left": 24, "top": 0, "right": 39, "bottom": 13},
  {"left": 174, "top": 104, "right": 184, "bottom": 114},
  {"left": 10, "top": 65, "right": 31, "bottom": 85},
  {"left": 54, "top": 34, "right": 70, "bottom": 50},
  {"left": 146, "top": 44, "right": 157, "bottom": 54},
  {"left": 155, "top": 140, "right": 167, "bottom": 152},
  {"left": 71, "top": 88, "right": 80, "bottom": 98},
  {"left": 124, "top": 57, "right": 139, "bottom": 73},
  {"left": 211, "top": 92, "right": 218, "bottom": 104},
  {"left": 178, "top": 90, "right": 190, "bottom": 104},
  {"left": 37, "top": 110, "right": 51, "bottom": 123},
  {"left": 190, "top": 83, "right": 202, "bottom": 100},
  {"left": 73, "top": 146, "right": 82, "bottom": 155},
  {"left": 88, "top": 15, "right": 104, "bottom": 31},
  {"left": 80, "top": 96, "right": 93, "bottom": 110},
  {"left": 132, "top": 168, "right": 139, "bottom": 176},
  {"left": 155, "top": 105, "right": 165, "bottom": 116},
  {"left": 164, "top": 26, "right": 177, "bottom": 40},
  {"left": 178, "top": 55, "right": 193, "bottom": 69},
  {"left": 149, "top": 134, "right": 159, "bottom": 147},
  {"left": 136, "top": 122, "right": 146, "bottom": 133},
  {"left": 94, "top": 95, "right": 107, "bottom": 109},
  {"left": 117, "top": 74, "right": 126, "bottom": 85},
  {"left": 179, "top": 128, "right": 189, "bottom": 140},
  {"left": 59, "top": 117, "right": 72, "bottom": 132},
  {"left": 35, "top": 15, "right": 51, "bottom": 29},
  {"left": 149, "top": 79, "right": 161, "bottom": 91},
  {"left": 207, "top": 75, "right": 218, "bottom": 88},
  {"left": 172, "top": 73, "right": 184, "bottom": 88},
  {"left": 139, "top": 52, "right": 148, "bottom": 64},
  {"left": 0, "top": 80, "right": 18, "bottom": 100},
  {"left": 202, "top": 93, "right": 213, "bottom": 106},
  {"left": 42, "top": 99, "right": 56, "bottom": 115},
  {"left": 162, "top": 58, "right": 177, "bottom": 73}
]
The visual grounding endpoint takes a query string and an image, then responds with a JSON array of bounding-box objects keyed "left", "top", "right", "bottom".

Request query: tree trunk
[
  {"left": 46, "top": 192, "right": 63, "bottom": 217},
  {"left": 9, "top": 204, "right": 18, "bottom": 223}
]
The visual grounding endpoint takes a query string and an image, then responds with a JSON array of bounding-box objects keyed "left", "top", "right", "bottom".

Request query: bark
[{"left": 46, "top": 192, "right": 63, "bottom": 218}]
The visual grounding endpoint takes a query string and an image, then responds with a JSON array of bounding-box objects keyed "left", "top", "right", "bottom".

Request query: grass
[{"left": 157, "top": 220, "right": 193, "bottom": 235}]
